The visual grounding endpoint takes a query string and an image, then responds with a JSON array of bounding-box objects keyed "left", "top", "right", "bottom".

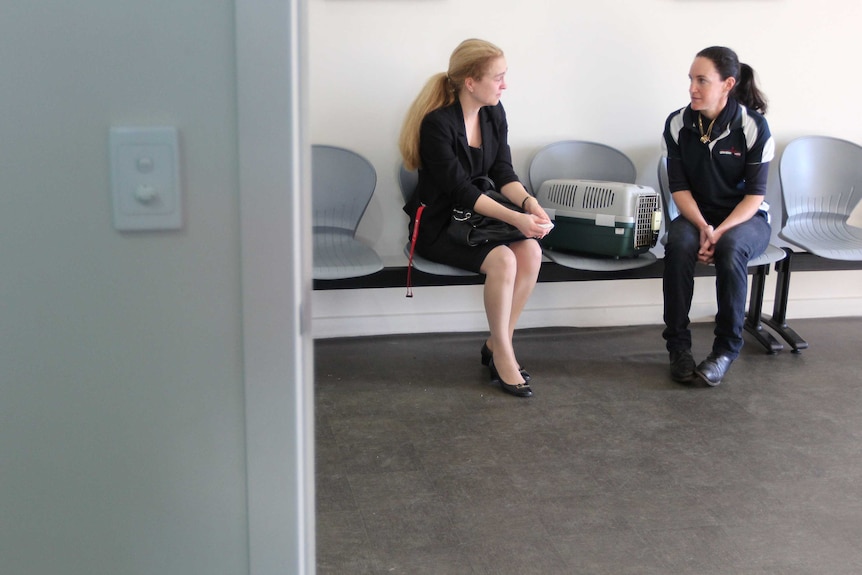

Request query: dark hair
[{"left": 697, "top": 46, "right": 768, "bottom": 114}]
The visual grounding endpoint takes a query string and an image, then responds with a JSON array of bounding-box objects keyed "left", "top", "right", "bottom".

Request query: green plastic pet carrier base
[{"left": 541, "top": 215, "right": 644, "bottom": 259}]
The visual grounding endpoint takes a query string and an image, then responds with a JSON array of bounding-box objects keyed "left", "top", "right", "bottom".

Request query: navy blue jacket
[{"left": 662, "top": 98, "right": 775, "bottom": 224}]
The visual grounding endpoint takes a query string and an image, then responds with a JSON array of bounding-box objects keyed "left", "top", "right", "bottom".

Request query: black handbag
[{"left": 447, "top": 177, "right": 527, "bottom": 247}]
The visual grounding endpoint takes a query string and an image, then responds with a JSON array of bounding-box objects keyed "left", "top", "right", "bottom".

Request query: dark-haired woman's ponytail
[{"left": 733, "top": 63, "right": 768, "bottom": 114}]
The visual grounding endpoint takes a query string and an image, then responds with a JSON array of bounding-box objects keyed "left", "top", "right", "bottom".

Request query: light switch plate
[{"left": 110, "top": 126, "right": 182, "bottom": 231}]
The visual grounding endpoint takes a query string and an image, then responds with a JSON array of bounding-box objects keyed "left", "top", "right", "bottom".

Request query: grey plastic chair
[
  {"left": 657, "top": 157, "right": 787, "bottom": 353},
  {"left": 312, "top": 145, "right": 384, "bottom": 280},
  {"left": 777, "top": 136, "right": 862, "bottom": 259},
  {"left": 760, "top": 136, "right": 862, "bottom": 351},
  {"left": 528, "top": 140, "right": 657, "bottom": 271},
  {"left": 398, "top": 164, "right": 478, "bottom": 277}
]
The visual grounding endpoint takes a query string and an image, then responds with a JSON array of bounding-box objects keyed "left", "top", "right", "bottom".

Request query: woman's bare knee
[
  {"left": 511, "top": 240, "right": 543, "bottom": 272},
  {"left": 481, "top": 246, "right": 517, "bottom": 278}
]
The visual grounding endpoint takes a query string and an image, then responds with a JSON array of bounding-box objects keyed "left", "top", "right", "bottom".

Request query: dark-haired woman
[
  {"left": 661, "top": 46, "right": 775, "bottom": 386},
  {"left": 399, "top": 39, "right": 552, "bottom": 397}
]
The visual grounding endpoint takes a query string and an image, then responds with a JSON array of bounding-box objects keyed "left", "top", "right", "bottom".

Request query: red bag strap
[{"left": 406, "top": 204, "right": 425, "bottom": 298}]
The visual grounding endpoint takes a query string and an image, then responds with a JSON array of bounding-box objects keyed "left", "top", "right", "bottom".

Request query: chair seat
[
  {"left": 543, "top": 249, "right": 657, "bottom": 272},
  {"left": 780, "top": 214, "right": 862, "bottom": 260},
  {"left": 750, "top": 243, "right": 787, "bottom": 267},
  {"left": 313, "top": 228, "right": 384, "bottom": 280},
  {"left": 403, "top": 242, "right": 478, "bottom": 277}
]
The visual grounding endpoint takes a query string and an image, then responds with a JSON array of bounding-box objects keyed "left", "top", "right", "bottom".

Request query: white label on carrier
[{"left": 595, "top": 214, "right": 615, "bottom": 227}]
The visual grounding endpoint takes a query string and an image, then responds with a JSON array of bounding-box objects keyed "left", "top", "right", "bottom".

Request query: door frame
[{"left": 236, "top": 1, "right": 314, "bottom": 574}]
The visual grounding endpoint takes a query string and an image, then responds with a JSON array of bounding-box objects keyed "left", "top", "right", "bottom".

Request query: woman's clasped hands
[
  {"left": 519, "top": 197, "right": 553, "bottom": 240},
  {"left": 697, "top": 223, "right": 723, "bottom": 264}
]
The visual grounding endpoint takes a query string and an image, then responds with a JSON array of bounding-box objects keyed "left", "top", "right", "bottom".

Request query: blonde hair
[{"left": 399, "top": 39, "right": 505, "bottom": 171}]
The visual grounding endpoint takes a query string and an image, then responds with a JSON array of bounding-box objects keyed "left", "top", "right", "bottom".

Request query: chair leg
[
  {"left": 762, "top": 248, "right": 809, "bottom": 353},
  {"left": 744, "top": 263, "right": 784, "bottom": 354}
]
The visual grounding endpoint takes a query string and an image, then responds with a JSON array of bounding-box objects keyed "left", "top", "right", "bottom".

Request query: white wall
[
  {"left": 308, "top": 0, "right": 862, "bottom": 337},
  {"left": 0, "top": 2, "right": 249, "bottom": 574}
]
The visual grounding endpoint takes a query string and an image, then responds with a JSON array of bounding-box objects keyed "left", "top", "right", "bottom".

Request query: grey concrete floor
[{"left": 315, "top": 317, "right": 862, "bottom": 574}]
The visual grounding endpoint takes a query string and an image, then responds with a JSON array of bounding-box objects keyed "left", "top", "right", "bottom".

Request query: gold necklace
[{"left": 698, "top": 113, "right": 717, "bottom": 144}]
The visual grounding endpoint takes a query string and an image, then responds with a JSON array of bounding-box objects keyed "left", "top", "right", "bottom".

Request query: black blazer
[{"left": 405, "top": 100, "right": 521, "bottom": 243}]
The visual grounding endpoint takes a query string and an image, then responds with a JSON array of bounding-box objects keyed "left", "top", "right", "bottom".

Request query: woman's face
[
  {"left": 688, "top": 56, "right": 735, "bottom": 119},
  {"left": 466, "top": 56, "right": 508, "bottom": 107}
]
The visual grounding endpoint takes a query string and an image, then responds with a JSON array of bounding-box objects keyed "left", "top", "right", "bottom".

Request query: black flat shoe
[
  {"left": 489, "top": 358, "right": 533, "bottom": 397},
  {"left": 695, "top": 352, "right": 734, "bottom": 386},
  {"left": 481, "top": 342, "right": 531, "bottom": 381},
  {"left": 669, "top": 349, "right": 696, "bottom": 383},
  {"left": 498, "top": 378, "right": 533, "bottom": 397}
]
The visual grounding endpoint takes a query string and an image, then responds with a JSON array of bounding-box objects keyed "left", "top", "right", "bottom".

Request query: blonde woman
[{"left": 400, "top": 39, "right": 552, "bottom": 397}]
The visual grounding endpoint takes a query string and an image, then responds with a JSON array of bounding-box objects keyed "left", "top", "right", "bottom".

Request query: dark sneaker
[
  {"left": 669, "top": 349, "right": 696, "bottom": 383},
  {"left": 695, "top": 353, "right": 734, "bottom": 387}
]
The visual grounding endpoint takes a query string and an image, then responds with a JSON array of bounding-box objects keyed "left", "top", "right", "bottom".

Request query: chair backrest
[
  {"left": 398, "top": 163, "right": 418, "bottom": 204},
  {"left": 656, "top": 156, "right": 680, "bottom": 222},
  {"left": 312, "top": 144, "right": 377, "bottom": 232},
  {"left": 528, "top": 140, "right": 637, "bottom": 194},
  {"left": 779, "top": 136, "right": 862, "bottom": 224}
]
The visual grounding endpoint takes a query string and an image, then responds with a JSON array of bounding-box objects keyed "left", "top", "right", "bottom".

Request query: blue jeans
[{"left": 662, "top": 212, "right": 771, "bottom": 359}]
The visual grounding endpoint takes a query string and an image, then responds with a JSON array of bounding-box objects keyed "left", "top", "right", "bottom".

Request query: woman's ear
[
  {"left": 724, "top": 76, "right": 737, "bottom": 94},
  {"left": 464, "top": 76, "right": 475, "bottom": 93}
]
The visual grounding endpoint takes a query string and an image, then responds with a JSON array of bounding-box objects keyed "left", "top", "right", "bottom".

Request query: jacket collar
[{"left": 683, "top": 97, "right": 741, "bottom": 143}]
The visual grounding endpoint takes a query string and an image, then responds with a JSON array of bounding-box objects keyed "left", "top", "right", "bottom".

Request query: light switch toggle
[
  {"left": 135, "top": 184, "right": 158, "bottom": 204},
  {"left": 110, "top": 126, "right": 182, "bottom": 231}
]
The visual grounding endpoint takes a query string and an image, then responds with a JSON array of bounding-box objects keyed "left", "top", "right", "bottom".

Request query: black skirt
[{"left": 417, "top": 229, "right": 537, "bottom": 273}]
